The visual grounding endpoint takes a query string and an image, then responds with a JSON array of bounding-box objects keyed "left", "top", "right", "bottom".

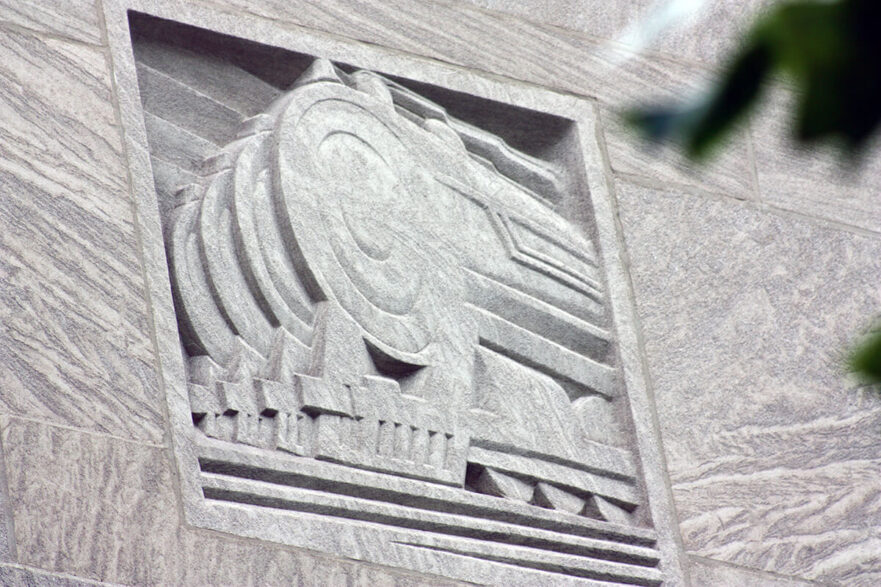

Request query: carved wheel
[{"left": 275, "top": 82, "right": 461, "bottom": 368}]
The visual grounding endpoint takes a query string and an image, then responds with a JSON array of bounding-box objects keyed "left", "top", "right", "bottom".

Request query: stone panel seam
[
  {"left": 0, "top": 19, "right": 105, "bottom": 49},
  {"left": 183, "top": 525, "right": 480, "bottom": 585},
  {"left": 0, "top": 415, "right": 166, "bottom": 450},
  {"left": 591, "top": 101, "right": 691, "bottom": 586},
  {"left": 616, "top": 171, "right": 881, "bottom": 240},
  {"left": 746, "top": 114, "right": 762, "bottom": 203},
  {"left": 688, "top": 554, "right": 825, "bottom": 585},
  {"left": 0, "top": 563, "right": 123, "bottom": 586},
  {"left": 0, "top": 423, "right": 16, "bottom": 563},
  {"left": 612, "top": 170, "right": 750, "bottom": 203}
]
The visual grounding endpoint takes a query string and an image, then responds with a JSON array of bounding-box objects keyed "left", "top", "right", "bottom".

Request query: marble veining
[
  {"left": 0, "top": 27, "right": 164, "bottom": 441},
  {"left": 0, "top": 0, "right": 102, "bottom": 44},
  {"left": 616, "top": 182, "right": 881, "bottom": 585}
]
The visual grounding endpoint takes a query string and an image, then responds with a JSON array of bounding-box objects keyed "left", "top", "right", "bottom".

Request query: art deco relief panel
[{"left": 109, "top": 7, "right": 684, "bottom": 585}]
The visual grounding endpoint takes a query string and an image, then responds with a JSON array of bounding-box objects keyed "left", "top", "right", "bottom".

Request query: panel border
[{"left": 101, "top": 1, "right": 687, "bottom": 583}]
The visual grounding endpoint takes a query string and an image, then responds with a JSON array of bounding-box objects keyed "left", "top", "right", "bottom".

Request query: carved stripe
[
  {"left": 133, "top": 38, "right": 280, "bottom": 117},
  {"left": 198, "top": 441, "right": 657, "bottom": 547},
  {"left": 393, "top": 541, "right": 662, "bottom": 586},
  {"left": 471, "top": 306, "right": 620, "bottom": 399},
  {"left": 465, "top": 269, "right": 611, "bottom": 362},
  {"left": 200, "top": 472, "right": 661, "bottom": 579},
  {"left": 136, "top": 62, "right": 242, "bottom": 145}
]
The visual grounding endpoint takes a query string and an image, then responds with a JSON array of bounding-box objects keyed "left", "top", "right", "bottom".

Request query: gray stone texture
[
  {"left": 0, "top": 417, "right": 464, "bottom": 586},
  {"left": 616, "top": 182, "right": 881, "bottom": 585},
  {"left": 457, "top": 0, "right": 881, "bottom": 237},
  {"left": 456, "top": 0, "right": 778, "bottom": 67},
  {"left": 0, "top": 0, "right": 878, "bottom": 585},
  {"left": 0, "top": 0, "right": 103, "bottom": 44},
  {"left": 0, "top": 564, "right": 117, "bottom": 586},
  {"left": 644, "top": 0, "right": 777, "bottom": 66},
  {"left": 0, "top": 23, "right": 164, "bottom": 442},
  {"left": 687, "top": 556, "right": 818, "bottom": 587}
]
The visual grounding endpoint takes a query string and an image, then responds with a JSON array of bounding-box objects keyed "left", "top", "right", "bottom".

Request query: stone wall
[{"left": 0, "top": 0, "right": 878, "bottom": 585}]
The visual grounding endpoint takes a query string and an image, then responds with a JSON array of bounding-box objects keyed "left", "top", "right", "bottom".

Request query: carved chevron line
[
  {"left": 391, "top": 541, "right": 662, "bottom": 586},
  {"left": 385, "top": 81, "right": 565, "bottom": 206},
  {"left": 470, "top": 306, "right": 620, "bottom": 400}
]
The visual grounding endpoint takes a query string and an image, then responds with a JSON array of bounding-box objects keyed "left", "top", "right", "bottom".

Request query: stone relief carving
[{"left": 134, "top": 21, "right": 664, "bottom": 584}]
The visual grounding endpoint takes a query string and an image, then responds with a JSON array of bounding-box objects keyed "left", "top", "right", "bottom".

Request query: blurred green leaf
[
  {"left": 628, "top": 0, "right": 881, "bottom": 156},
  {"left": 850, "top": 329, "right": 881, "bottom": 386},
  {"left": 686, "top": 40, "right": 773, "bottom": 159}
]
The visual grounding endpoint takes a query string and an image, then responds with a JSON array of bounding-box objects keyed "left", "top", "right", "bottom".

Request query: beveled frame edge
[{"left": 101, "top": 0, "right": 687, "bottom": 583}]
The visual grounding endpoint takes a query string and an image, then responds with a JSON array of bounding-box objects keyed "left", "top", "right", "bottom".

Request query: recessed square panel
[{"left": 107, "top": 5, "right": 684, "bottom": 584}]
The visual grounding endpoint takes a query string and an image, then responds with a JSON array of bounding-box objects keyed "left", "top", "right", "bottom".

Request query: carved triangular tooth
[
  {"left": 307, "top": 304, "right": 373, "bottom": 384},
  {"left": 291, "top": 58, "right": 342, "bottom": 88},
  {"left": 473, "top": 468, "right": 534, "bottom": 502},
  {"left": 258, "top": 328, "right": 301, "bottom": 383},
  {"left": 188, "top": 355, "right": 224, "bottom": 386},
  {"left": 582, "top": 494, "right": 635, "bottom": 525},
  {"left": 258, "top": 329, "right": 286, "bottom": 382},
  {"left": 254, "top": 367, "right": 300, "bottom": 417},
  {"left": 223, "top": 336, "right": 264, "bottom": 383},
  {"left": 531, "top": 482, "right": 586, "bottom": 514}
]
